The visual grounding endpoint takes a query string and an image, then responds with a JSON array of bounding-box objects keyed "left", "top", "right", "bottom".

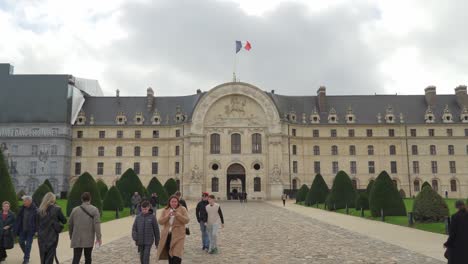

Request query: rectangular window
[
  {"left": 313, "top": 129, "right": 319, "bottom": 138},
  {"left": 411, "top": 145, "right": 418, "bottom": 155},
  {"left": 448, "top": 145, "right": 455, "bottom": 155},
  {"left": 428, "top": 129, "right": 435, "bottom": 137},
  {"left": 153, "top": 130, "right": 159, "bottom": 138},
  {"left": 447, "top": 129, "right": 453, "bottom": 137},
  {"left": 332, "top": 161, "right": 339, "bottom": 174},
  {"left": 152, "top": 162, "right": 159, "bottom": 175},
  {"left": 390, "top": 161, "right": 397, "bottom": 174},
  {"left": 348, "top": 129, "right": 355, "bottom": 137},
  {"left": 77, "top": 131, "right": 83, "bottom": 138},
  {"left": 175, "top": 146, "right": 180, "bottom": 156},
  {"left": 75, "top": 162, "right": 81, "bottom": 175},
  {"left": 254, "top": 177, "right": 261, "bottom": 192},
  {"left": 76, "top": 147, "right": 82, "bottom": 157},
  {"left": 292, "top": 145, "right": 297, "bottom": 155},
  {"left": 117, "top": 130, "right": 123, "bottom": 138},
  {"left": 367, "top": 145, "right": 374, "bottom": 155},
  {"left": 314, "top": 161, "right": 320, "bottom": 174},
  {"left": 331, "top": 129, "right": 337, "bottom": 138},
  {"left": 32, "top": 145, "right": 38, "bottom": 156},
  {"left": 134, "top": 162, "right": 140, "bottom": 174},
  {"left": 99, "top": 131, "right": 106, "bottom": 138},
  {"left": 292, "top": 129, "right": 296, "bottom": 137},
  {"left": 175, "top": 129, "right": 181, "bottom": 137},
  {"left": 389, "top": 145, "right": 396, "bottom": 155},
  {"left": 388, "top": 129, "right": 395, "bottom": 137},
  {"left": 252, "top": 134, "right": 262, "bottom": 154},
  {"left": 431, "top": 161, "right": 438, "bottom": 174},
  {"left": 115, "top": 162, "right": 122, "bottom": 175},
  {"left": 98, "top": 146, "right": 105, "bottom": 157},
  {"left": 350, "top": 161, "right": 357, "bottom": 174},
  {"left": 465, "top": 129, "right": 468, "bottom": 137},
  {"left": 450, "top": 161, "right": 456, "bottom": 174},
  {"left": 410, "top": 129, "right": 417, "bottom": 137},
  {"left": 48, "top": 161, "right": 56, "bottom": 173},
  {"left": 135, "top": 130, "right": 141, "bottom": 138},
  {"left": 152, "top": 147, "right": 159, "bottom": 156},
  {"left": 231, "top": 134, "right": 241, "bottom": 154},
  {"left": 368, "top": 161, "right": 375, "bottom": 174},
  {"left": 51, "top": 145, "right": 58, "bottom": 156},
  {"left": 211, "top": 134, "right": 221, "bottom": 154},
  {"left": 313, "top": 146, "right": 320, "bottom": 155},
  {"left": 366, "top": 129, "right": 373, "bottom": 137},
  {"left": 175, "top": 162, "right": 180, "bottom": 174},
  {"left": 97, "top": 162, "right": 104, "bottom": 175},
  {"left": 292, "top": 161, "right": 298, "bottom": 173},
  {"left": 430, "top": 145, "right": 437, "bottom": 155},
  {"left": 349, "top": 145, "right": 356, "bottom": 155},
  {"left": 134, "top": 146, "right": 141, "bottom": 156},
  {"left": 116, "top": 147, "right": 122, "bottom": 157},
  {"left": 413, "top": 161, "right": 419, "bottom": 174},
  {"left": 30, "top": 161, "right": 37, "bottom": 174}
]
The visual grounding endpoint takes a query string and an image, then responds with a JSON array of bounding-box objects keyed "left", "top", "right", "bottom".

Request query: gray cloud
[{"left": 102, "top": 0, "right": 384, "bottom": 96}]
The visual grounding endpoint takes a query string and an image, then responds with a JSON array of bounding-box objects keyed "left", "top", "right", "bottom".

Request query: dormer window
[
  {"left": 310, "top": 107, "right": 320, "bottom": 124},
  {"left": 442, "top": 105, "right": 453, "bottom": 123},
  {"left": 76, "top": 111, "right": 86, "bottom": 125},
  {"left": 152, "top": 109, "right": 161, "bottom": 125},
  {"left": 425, "top": 106, "right": 435, "bottom": 123},
  {"left": 345, "top": 106, "right": 356, "bottom": 124},
  {"left": 134, "top": 112, "right": 144, "bottom": 125},
  {"left": 115, "top": 112, "right": 127, "bottom": 125},
  {"left": 288, "top": 111, "right": 297, "bottom": 123},
  {"left": 460, "top": 106, "right": 468, "bottom": 123},
  {"left": 385, "top": 106, "right": 395, "bottom": 123},
  {"left": 174, "top": 105, "right": 186, "bottom": 123},
  {"left": 328, "top": 107, "right": 338, "bottom": 124}
]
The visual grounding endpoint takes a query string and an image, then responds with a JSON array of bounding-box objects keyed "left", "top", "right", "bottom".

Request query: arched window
[
  {"left": 367, "top": 145, "right": 374, "bottom": 155},
  {"left": 313, "top": 146, "right": 320, "bottom": 155},
  {"left": 430, "top": 145, "right": 437, "bottom": 155},
  {"left": 414, "top": 180, "right": 420, "bottom": 192},
  {"left": 211, "top": 177, "right": 219, "bottom": 192},
  {"left": 231, "top": 133, "right": 241, "bottom": 154},
  {"left": 392, "top": 179, "right": 398, "bottom": 188},
  {"left": 254, "top": 177, "right": 261, "bottom": 192},
  {"left": 450, "top": 179, "right": 457, "bottom": 192},
  {"left": 76, "top": 146, "right": 82, "bottom": 157},
  {"left": 252, "top": 133, "right": 262, "bottom": 154},
  {"left": 331, "top": 145, "right": 338, "bottom": 155},
  {"left": 432, "top": 179, "right": 439, "bottom": 192},
  {"left": 389, "top": 145, "right": 396, "bottom": 155},
  {"left": 292, "top": 179, "right": 298, "bottom": 190},
  {"left": 210, "top": 134, "right": 220, "bottom": 154}
]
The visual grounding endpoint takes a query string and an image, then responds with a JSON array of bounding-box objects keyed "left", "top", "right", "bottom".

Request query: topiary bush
[
  {"left": 326, "top": 171, "right": 356, "bottom": 210},
  {"left": 164, "top": 178, "right": 178, "bottom": 197},
  {"left": 366, "top": 180, "right": 375, "bottom": 194},
  {"left": 369, "top": 171, "right": 407, "bottom": 217},
  {"left": 399, "top": 189, "right": 406, "bottom": 199},
  {"left": 296, "top": 184, "right": 309, "bottom": 203},
  {"left": 116, "top": 168, "right": 146, "bottom": 207},
  {"left": 32, "top": 183, "right": 52, "bottom": 207},
  {"left": 96, "top": 180, "right": 108, "bottom": 201},
  {"left": 147, "top": 177, "right": 169, "bottom": 206},
  {"left": 305, "top": 174, "right": 329, "bottom": 206},
  {"left": 103, "top": 186, "right": 124, "bottom": 211},
  {"left": 421, "top": 181, "right": 431, "bottom": 190},
  {"left": 67, "top": 172, "right": 102, "bottom": 216},
  {"left": 355, "top": 191, "right": 369, "bottom": 210},
  {"left": 0, "top": 149, "right": 18, "bottom": 212},
  {"left": 413, "top": 184, "right": 449, "bottom": 222},
  {"left": 43, "top": 179, "right": 54, "bottom": 193},
  {"left": 17, "top": 190, "right": 26, "bottom": 201}
]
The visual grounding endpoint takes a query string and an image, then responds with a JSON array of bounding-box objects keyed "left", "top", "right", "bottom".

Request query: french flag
[{"left": 236, "top": 40, "right": 251, "bottom": 53}]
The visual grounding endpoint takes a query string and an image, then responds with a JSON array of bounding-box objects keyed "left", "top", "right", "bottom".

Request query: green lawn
[
  {"left": 19, "top": 199, "right": 130, "bottom": 233},
  {"left": 300, "top": 198, "right": 458, "bottom": 235}
]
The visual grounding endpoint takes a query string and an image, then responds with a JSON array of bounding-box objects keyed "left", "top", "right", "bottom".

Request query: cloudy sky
[{"left": 0, "top": 0, "right": 466, "bottom": 96}]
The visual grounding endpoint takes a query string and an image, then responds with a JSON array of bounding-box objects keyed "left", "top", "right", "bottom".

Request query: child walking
[{"left": 132, "top": 201, "right": 160, "bottom": 264}]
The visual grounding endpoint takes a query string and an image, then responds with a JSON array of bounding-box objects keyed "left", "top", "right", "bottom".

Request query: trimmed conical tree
[
  {"left": 103, "top": 186, "right": 124, "bottom": 211},
  {"left": 366, "top": 180, "right": 375, "bottom": 194},
  {"left": 355, "top": 191, "right": 369, "bottom": 210},
  {"left": 413, "top": 184, "right": 449, "bottom": 222},
  {"left": 369, "top": 171, "right": 407, "bottom": 217},
  {"left": 17, "top": 190, "right": 26, "bottom": 201},
  {"left": 326, "top": 171, "right": 356, "bottom": 210},
  {"left": 32, "top": 183, "right": 52, "bottom": 206},
  {"left": 305, "top": 174, "right": 329, "bottom": 206},
  {"left": 96, "top": 180, "right": 108, "bottom": 201},
  {"left": 147, "top": 177, "right": 169, "bottom": 206},
  {"left": 296, "top": 184, "right": 309, "bottom": 203},
  {"left": 116, "top": 168, "right": 146, "bottom": 207},
  {"left": 0, "top": 149, "right": 18, "bottom": 212},
  {"left": 421, "top": 181, "right": 431, "bottom": 190},
  {"left": 67, "top": 172, "right": 102, "bottom": 216},
  {"left": 164, "top": 178, "right": 178, "bottom": 197},
  {"left": 43, "top": 179, "right": 54, "bottom": 193}
]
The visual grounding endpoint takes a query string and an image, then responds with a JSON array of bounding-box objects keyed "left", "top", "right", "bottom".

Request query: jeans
[
  {"left": 152, "top": 206, "right": 157, "bottom": 215},
  {"left": 199, "top": 222, "right": 210, "bottom": 249},
  {"left": 131, "top": 204, "right": 137, "bottom": 215},
  {"left": 19, "top": 231, "right": 34, "bottom": 261},
  {"left": 138, "top": 245, "right": 151, "bottom": 264},
  {"left": 207, "top": 224, "right": 219, "bottom": 251},
  {"left": 72, "top": 247, "right": 93, "bottom": 264}
]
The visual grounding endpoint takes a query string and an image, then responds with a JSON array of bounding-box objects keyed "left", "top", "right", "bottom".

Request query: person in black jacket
[
  {"left": 175, "top": 192, "right": 187, "bottom": 210},
  {"left": 0, "top": 201, "right": 16, "bottom": 263},
  {"left": 132, "top": 200, "right": 160, "bottom": 264},
  {"left": 150, "top": 193, "right": 159, "bottom": 216},
  {"left": 195, "top": 192, "right": 210, "bottom": 251},
  {"left": 16, "top": 195, "right": 37, "bottom": 264},
  {"left": 444, "top": 200, "right": 468, "bottom": 264},
  {"left": 37, "top": 192, "right": 67, "bottom": 264}
]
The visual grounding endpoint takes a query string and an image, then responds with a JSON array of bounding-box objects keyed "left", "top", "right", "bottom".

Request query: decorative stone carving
[
  {"left": 346, "top": 106, "right": 356, "bottom": 124},
  {"left": 175, "top": 105, "right": 186, "bottom": 123},
  {"left": 76, "top": 111, "right": 86, "bottom": 125},
  {"left": 310, "top": 107, "right": 320, "bottom": 124},
  {"left": 271, "top": 164, "right": 282, "bottom": 184},
  {"left": 442, "top": 105, "right": 453, "bottom": 123},
  {"left": 134, "top": 112, "right": 145, "bottom": 125},
  {"left": 385, "top": 105, "right": 395, "bottom": 123},
  {"left": 460, "top": 106, "right": 468, "bottom": 123},
  {"left": 224, "top": 96, "right": 247, "bottom": 116},
  {"left": 191, "top": 165, "right": 201, "bottom": 183},
  {"left": 151, "top": 109, "right": 161, "bottom": 125},
  {"left": 115, "top": 112, "right": 127, "bottom": 125},
  {"left": 328, "top": 107, "right": 338, "bottom": 123},
  {"left": 425, "top": 106, "right": 435, "bottom": 123},
  {"left": 227, "top": 129, "right": 244, "bottom": 135}
]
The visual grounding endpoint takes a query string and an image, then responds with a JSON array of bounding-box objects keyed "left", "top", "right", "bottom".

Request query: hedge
[
  {"left": 369, "top": 171, "right": 406, "bottom": 217},
  {"left": 0, "top": 148, "right": 18, "bottom": 212},
  {"left": 97, "top": 180, "right": 109, "bottom": 201},
  {"left": 147, "top": 177, "right": 169, "bottom": 206},
  {"left": 421, "top": 181, "right": 431, "bottom": 190},
  {"left": 355, "top": 191, "right": 369, "bottom": 210},
  {"left": 116, "top": 168, "right": 146, "bottom": 207},
  {"left": 366, "top": 180, "right": 374, "bottom": 194},
  {"left": 103, "top": 186, "right": 124, "bottom": 211},
  {"left": 67, "top": 172, "right": 102, "bottom": 216},
  {"left": 305, "top": 174, "right": 329, "bottom": 206},
  {"left": 413, "top": 184, "right": 449, "bottom": 222},
  {"left": 32, "top": 183, "right": 52, "bottom": 207},
  {"left": 326, "top": 171, "right": 356, "bottom": 210},
  {"left": 164, "top": 178, "right": 178, "bottom": 197},
  {"left": 296, "top": 184, "right": 309, "bottom": 203},
  {"left": 43, "top": 179, "right": 54, "bottom": 194}
]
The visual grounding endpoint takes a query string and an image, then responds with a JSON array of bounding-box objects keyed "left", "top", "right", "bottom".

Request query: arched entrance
[{"left": 227, "top": 163, "right": 246, "bottom": 200}]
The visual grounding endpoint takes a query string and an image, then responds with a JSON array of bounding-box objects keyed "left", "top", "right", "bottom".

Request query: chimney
[
  {"left": 0, "top": 63, "right": 14, "bottom": 76},
  {"left": 316, "top": 86, "right": 327, "bottom": 112},
  {"left": 147, "top": 87, "right": 154, "bottom": 111},
  {"left": 271, "top": 90, "right": 275, "bottom": 94},
  {"left": 455, "top": 85, "right": 468, "bottom": 108},
  {"left": 116, "top": 89, "right": 120, "bottom": 97},
  {"left": 424, "top": 86, "right": 436, "bottom": 106},
  {"left": 196, "top": 89, "right": 201, "bottom": 94}
]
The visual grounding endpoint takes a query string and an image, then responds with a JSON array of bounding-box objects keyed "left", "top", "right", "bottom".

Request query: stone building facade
[{"left": 71, "top": 82, "right": 468, "bottom": 200}]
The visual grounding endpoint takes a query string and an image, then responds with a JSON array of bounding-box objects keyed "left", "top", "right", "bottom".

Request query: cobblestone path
[{"left": 64, "top": 202, "right": 443, "bottom": 264}]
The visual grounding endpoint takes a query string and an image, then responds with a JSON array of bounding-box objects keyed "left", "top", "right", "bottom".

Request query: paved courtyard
[{"left": 64, "top": 202, "right": 443, "bottom": 264}]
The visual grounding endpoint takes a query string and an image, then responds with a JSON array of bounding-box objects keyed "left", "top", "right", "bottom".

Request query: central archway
[{"left": 227, "top": 163, "right": 246, "bottom": 200}]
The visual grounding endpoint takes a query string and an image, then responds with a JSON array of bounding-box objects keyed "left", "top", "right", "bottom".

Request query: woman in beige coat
[{"left": 157, "top": 195, "right": 189, "bottom": 264}]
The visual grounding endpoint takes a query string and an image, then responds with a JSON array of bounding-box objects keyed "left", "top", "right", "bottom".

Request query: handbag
[
  {"left": 185, "top": 227, "right": 191, "bottom": 235},
  {"left": 2, "top": 228, "right": 14, "bottom": 249}
]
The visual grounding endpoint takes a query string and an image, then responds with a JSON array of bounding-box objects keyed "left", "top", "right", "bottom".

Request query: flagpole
[{"left": 233, "top": 48, "right": 237, "bottom": 82}]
